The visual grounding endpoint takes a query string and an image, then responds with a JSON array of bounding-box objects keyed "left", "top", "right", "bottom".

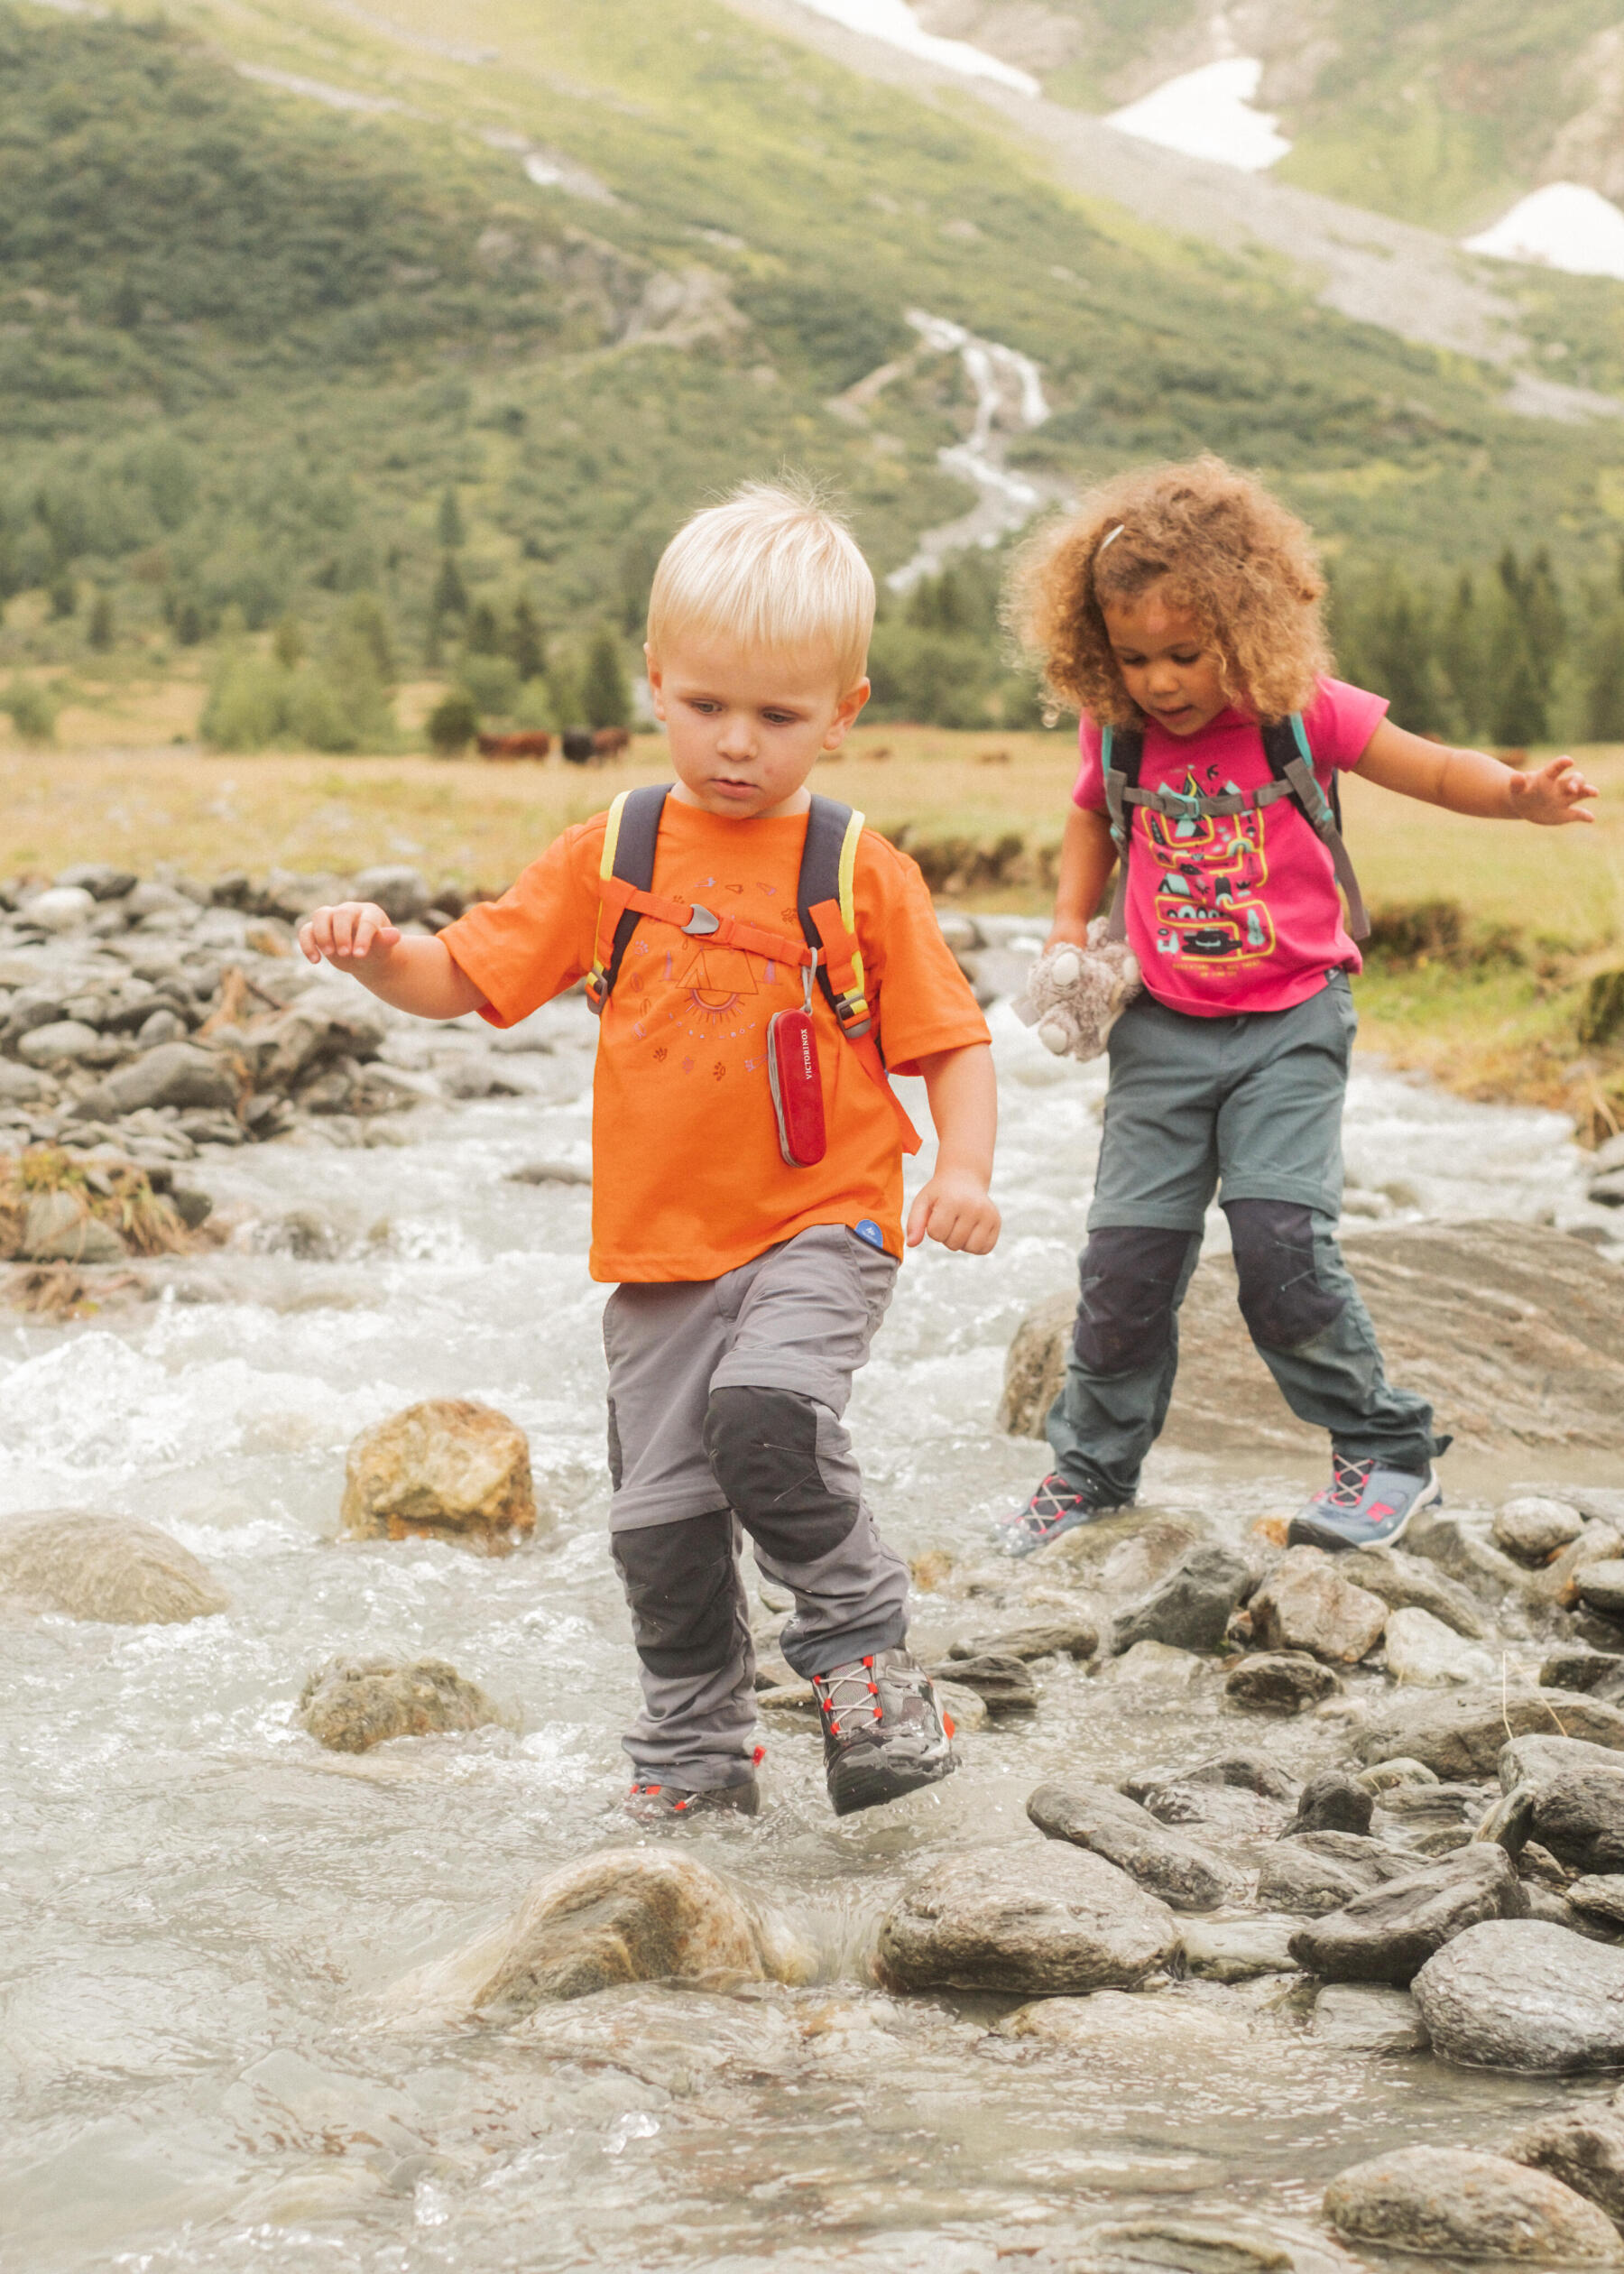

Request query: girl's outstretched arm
[
  {"left": 1048, "top": 804, "right": 1120, "bottom": 945},
  {"left": 1355, "top": 720, "right": 1598, "bottom": 826}
]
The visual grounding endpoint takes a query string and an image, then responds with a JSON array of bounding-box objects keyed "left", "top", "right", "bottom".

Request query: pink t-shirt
[{"left": 1073, "top": 675, "right": 1388, "bottom": 1017}]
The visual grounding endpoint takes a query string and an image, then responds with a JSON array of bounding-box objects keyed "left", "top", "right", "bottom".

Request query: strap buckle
[
  {"left": 682, "top": 902, "right": 720, "bottom": 936},
  {"left": 1158, "top": 787, "right": 1204, "bottom": 819}
]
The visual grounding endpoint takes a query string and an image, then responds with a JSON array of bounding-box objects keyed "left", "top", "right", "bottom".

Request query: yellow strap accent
[
  {"left": 837, "top": 808, "right": 867, "bottom": 1017},
  {"left": 590, "top": 791, "right": 632, "bottom": 983}
]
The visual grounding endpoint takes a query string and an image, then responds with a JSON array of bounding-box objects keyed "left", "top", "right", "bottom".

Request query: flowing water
[{"left": 1, "top": 981, "right": 1618, "bottom": 2274}]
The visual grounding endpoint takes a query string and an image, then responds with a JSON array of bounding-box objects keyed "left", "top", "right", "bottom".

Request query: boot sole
[
  {"left": 1287, "top": 1471, "right": 1443, "bottom": 1555},
  {"left": 828, "top": 1746, "right": 957, "bottom": 1818}
]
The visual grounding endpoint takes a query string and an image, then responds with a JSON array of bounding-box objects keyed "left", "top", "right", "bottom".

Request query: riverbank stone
[
  {"left": 1505, "top": 2105, "right": 1624, "bottom": 2230},
  {"left": 1028, "top": 1780, "right": 1244, "bottom": 1912},
  {"left": 79, "top": 1040, "right": 237, "bottom": 1118},
  {"left": 19, "top": 1190, "right": 126, "bottom": 1263},
  {"left": 1580, "top": 1563, "right": 1624, "bottom": 1619},
  {"left": 947, "top": 1615, "right": 1097, "bottom": 1663},
  {"left": 1287, "top": 1772, "right": 1373, "bottom": 1836},
  {"left": 297, "top": 1657, "right": 503, "bottom": 1752},
  {"left": 1287, "top": 1845, "right": 1526, "bottom": 1986},
  {"left": 1224, "top": 1652, "right": 1341, "bottom": 1714},
  {"left": 340, "top": 1398, "right": 537, "bottom": 1553},
  {"left": 927, "top": 1651, "right": 1035, "bottom": 1715},
  {"left": 1248, "top": 1548, "right": 1387, "bottom": 1664},
  {"left": 1109, "top": 1542, "right": 1251, "bottom": 1657},
  {"left": 1324, "top": 2145, "right": 1624, "bottom": 2262},
  {"left": 1497, "top": 1496, "right": 1588, "bottom": 1564},
  {"left": 0, "top": 1509, "right": 229, "bottom": 1622},
  {"left": 1311, "top": 1983, "right": 1429, "bottom": 2053},
  {"left": 1340, "top": 1544, "right": 1489, "bottom": 1639},
  {"left": 1533, "top": 1770, "right": 1624, "bottom": 1874},
  {"left": 1255, "top": 1834, "right": 1400, "bottom": 1918},
  {"left": 1355, "top": 1687, "right": 1624, "bottom": 1779},
  {"left": 1414, "top": 1918, "right": 1624, "bottom": 2070},
  {"left": 1570, "top": 1879, "right": 1624, "bottom": 1928},
  {"left": 1384, "top": 1604, "right": 1497, "bottom": 1687},
  {"left": 1179, "top": 1915, "right": 1304, "bottom": 1983},
  {"left": 876, "top": 1843, "right": 1178, "bottom": 1997}
]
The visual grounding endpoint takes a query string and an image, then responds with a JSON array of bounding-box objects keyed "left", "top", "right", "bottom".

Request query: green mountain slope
[{"left": 0, "top": 0, "right": 1619, "bottom": 741}]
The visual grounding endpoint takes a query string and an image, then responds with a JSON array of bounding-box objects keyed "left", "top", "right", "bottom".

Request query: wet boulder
[
  {"left": 1339, "top": 1544, "right": 1488, "bottom": 1639},
  {"left": 1383, "top": 1604, "right": 1496, "bottom": 1687},
  {"left": 1569, "top": 1877, "right": 1624, "bottom": 1929},
  {"left": 0, "top": 1510, "right": 229, "bottom": 1623},
  {"left": 995, "top": 1983, "right": 1243, "bottom": 2054},
  {"left": 81, "top": 1040, "right": 237, "bottom": 1118},
  {"left": 1028, "top": 1780, "right": 1244, "bottom": 1912},
  {"left": 1248, "top": 1547, "right": 1386, "bottom": 1664},
  {"left": 1287, "top": 1771, "right": 1374, "bottom": 1837},
  {"left": 1311, "top": 1983, "right": 1429, "bottom": 2054},
  {"left": 1287, "top": 1845, "right": 1526, "bottom": 1986},
  {"left": 1496, "top": 1495, "right": 1588, "bottom": 1564},
  {"left": 1500, "top": 1733, "right": 1624, "bottom": 1791},
  {"left": 340, "top": 1398, "right": 538, "bottom": 1553},
  {"left": 1414, "top": 1918, "right": 1624, "bottom": 2071},
  {"left": 1255, "top": 1832, "right": 1407, "bottom": 1918},
  {"left": 1532, "top": 1770, "right": 1624, "bottom": 1875},
  {"left": 1544, "top": 1648, "right": 1624, "bottom": 1696},
  {"left": 877, "top": 1843, "right": 1178, "bottom": 1997},
  {"left": 1224, "top": 1651, "right": 1341, "bottom": 1715},
  {"left": 1324, "top": 2145, "right": 1623, "bottom": 2262},
  {"left": 448, "top": 1852, "right": 813, "bottom": 2015},
  {"left": 1578, "top": 1563, "right": 1624, "bottom": 1619},
  {"left": 1505, "top": 2105, "right": 1624, "bottom": 2231},
  {"left": 927, "top": 1651, "right": 1036, "bottom": 1715},
  {"left": 1110, "top": 1542, "right": 1251, "bottom": 1657},
  {"left": 1355, "top": 1687, "right": 1624, "bottom": 1779},
  {"left": 946, "top": 1615, "right": 1098, "bottom": 1663},
  {"left": 1178, "top": 1915, "right": 1304, "bottom": 1983},
  {"left": 297, "top": 1657, "right": 503, "bottom": 1752}
]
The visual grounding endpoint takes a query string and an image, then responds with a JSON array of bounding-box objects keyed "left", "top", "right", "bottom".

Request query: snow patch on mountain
[
  {"left": 1106, "top": 57, "right": 1290, "bottom": 173},
  {"left": 790, "top": 0, "right": 1038, "bottom": 97},
  {"left": 1465, "top": 182, "right": 1624, "bottom": 285}
]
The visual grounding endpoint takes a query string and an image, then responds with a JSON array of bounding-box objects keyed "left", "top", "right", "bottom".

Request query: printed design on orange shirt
[
  {"left": 631, "top": 867, "right": 806, "bottom": 1068},
  {"left": 1142, "top": 766, "right": 1276, "bottom": 966}
]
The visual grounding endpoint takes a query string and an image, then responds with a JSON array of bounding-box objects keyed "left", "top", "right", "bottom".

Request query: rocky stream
[{"left": 12, "top": 868, "right": 1624, "bottom": 2272}]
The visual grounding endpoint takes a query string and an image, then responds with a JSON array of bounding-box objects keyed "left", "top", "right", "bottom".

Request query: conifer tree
[
  {"left": 510, "top": 595, "right": 545, "bottom": 682},
  {"left": 437, "top": 486, "right": 465, "bottom": 550},
  {"left": 583, "top": 627, "right": 632, "bottom": 729},
  {"left": 88, "top": 590, "right": 115, "bottom": 651}
]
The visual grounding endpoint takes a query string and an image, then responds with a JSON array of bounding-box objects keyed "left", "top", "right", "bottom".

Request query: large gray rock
[
  {"left": 1001, "top": 1222, "right": 1624, "bottom": 1455},
  {"left": 1028, "top": 1780, "right": 1244, "bottom": 1912},
  {"left": 1415, "top": 1918, "right": 1624, "bottom": 2070},
  {"left": 1496, "top": 1495, "right": 1588, "bottom": 1564},
  {"left": 452, "top": 1852, "right": 813, "bottom": 2015},
  {"left": 84, "top": 1041, "right": 237, "bottom": 1117},
  {"left": 0, "top": 1510, "right": 229, "bottom": 1623},
  {"left": 1356, "top": 1687, "right": 1624, "bottom": 1779},
  {"left": 297, "top": 1657, "right": 503, "bottom": 1752},
  {"left": 1579, "top": 1562, "right": 1624, "bottom": 1618},
  {"left": 1224, "top": 1651, "right": 1342, "bottom": 1714},
  {"left": 1178, "top": 1915, "right": 1304, "bottom": 1982},
  {"left": 928, "top": 1651, "right": 1036, "bottom": 1715},
  {"left": 1110, "top": 1542, "right": 1251, "bottom": 1656},
  {"left": 1287, "top": 1771, "right": 1373, "bottom": 1836},
  {"left": 876, "top": 1843, "right": 1178, "bottom": 1996},
  {"left": 1569, "top": 1877, "right": 1624, "bottom": 1928},
  {"left": 1502, "top": 1733, "right": 1624, "bottom": 1792},
  {"left": 1248, "top": 1547, "right": 1386, "bottom": 1664},
  {"left": 1287, "top": 1845, "right": 1526, "bottom": 1985},
  {"left": 947, "top": 1615, "right": 1098, "bottom": 1663},
  {"left": 1339, "top": 1543, "right": 1488, "bottom": 1640},
  {"left": 1384, "top": 1604, "right": 1497, "bottom": 1687},
  {"left": 18, "top": 1018, "right": 102, "bottom": 1066},
  {"left": 1311, "top": 1983, "right": 1429, "bottom": 2054},
  {"left": 1255, "top": 1833, "right": 1404, "bottom": 1918},
  {"left": 1533, "top": 1770, "right": 1624, "bottom": 1874},
  {"left": 340, "top": 1398, "right": 539, "bottom": 1554},
  {"left": 1324, "top": 2145, "right": 1623, "bottom": 2261},
  {"left": 1506, "top": 2106, "right": 1624, "bottom": 2231}
]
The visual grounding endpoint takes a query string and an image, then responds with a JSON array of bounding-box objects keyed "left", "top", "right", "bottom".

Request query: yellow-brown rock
[{"left": 340, "top": 1398, "right": 537, "bottom": 1554}]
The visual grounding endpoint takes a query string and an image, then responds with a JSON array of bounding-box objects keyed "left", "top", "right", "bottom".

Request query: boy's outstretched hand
[
  {"left": 906, "top": 1167, "right": 1001, "bottom": 1253},
  {"left": 299, "top": 900, "right": 401, "bottom": 966},
  {"left": 1509, "top": 755, "right": 1598, "bottom": 825}
]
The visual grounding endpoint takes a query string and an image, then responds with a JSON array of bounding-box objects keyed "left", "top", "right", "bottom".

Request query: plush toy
[{"left": 1011, "top": 917, "right": 1143, "bottom": 1062}]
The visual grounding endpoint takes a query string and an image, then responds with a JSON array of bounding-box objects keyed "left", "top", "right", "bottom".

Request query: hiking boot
[
  {"left": 993, "top": 1472, "right": 1128, "bottom": 1558},
  {"left": 811, "top": 1648, "right": 956, "bottom": 1817},
  {"left": 1287, "top": 1457, "right": 1442, "bottom": 1553},
  {"left": 623, "top": 1776, "right": 760, "bottom": 1824}
]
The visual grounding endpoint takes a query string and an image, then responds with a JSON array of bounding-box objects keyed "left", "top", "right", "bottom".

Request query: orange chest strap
[{"left": 596, "top": 874, "right": 816, "bottom": 974}]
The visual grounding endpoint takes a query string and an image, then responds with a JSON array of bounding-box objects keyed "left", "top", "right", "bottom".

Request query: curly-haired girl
[{"left": 998, "top": 455, "right": 1596, "bottom": 1556}]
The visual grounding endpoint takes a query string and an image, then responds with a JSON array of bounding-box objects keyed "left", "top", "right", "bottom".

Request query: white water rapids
[{"left": 1, "top": 973, "right": 1616, "bottom": 2272}]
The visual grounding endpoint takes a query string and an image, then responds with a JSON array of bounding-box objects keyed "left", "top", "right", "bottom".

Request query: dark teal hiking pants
[{"left": 1046, "top": 974, "right": 1444, "bottom": 1504}]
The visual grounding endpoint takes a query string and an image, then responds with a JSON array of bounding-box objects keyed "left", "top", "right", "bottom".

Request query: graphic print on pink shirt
[{"left": 1074, "top": 675, "right": 1389, "bottom": 1018}]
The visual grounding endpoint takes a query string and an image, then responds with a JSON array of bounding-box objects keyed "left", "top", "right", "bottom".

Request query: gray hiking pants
[
  {"left": 1047, "top": 975, "right": 1443, "bottom": 1505},
  {"left": 603, "top": 1224, "right": 909, "bottom": 1790}
]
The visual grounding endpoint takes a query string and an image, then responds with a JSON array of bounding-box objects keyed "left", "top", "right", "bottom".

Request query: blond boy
[{"left": 300, "top": 485, "right": 1000, "bottom": 1818}]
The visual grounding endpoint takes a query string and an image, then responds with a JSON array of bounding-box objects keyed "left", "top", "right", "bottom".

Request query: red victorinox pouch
[{"left": 766, "top": 1007, "right": 826, "bottom": 1167}]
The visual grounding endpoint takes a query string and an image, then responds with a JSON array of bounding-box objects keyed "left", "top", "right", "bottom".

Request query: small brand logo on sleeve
[{"left": 853, "top": 1218, "right": 885, "bottom": 1250}]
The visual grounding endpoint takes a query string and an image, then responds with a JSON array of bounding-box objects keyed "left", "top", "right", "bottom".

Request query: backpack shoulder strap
[
  {"left": 799, "top": 797, "right": 921, "bottom": 1156},
  {"left": 1260, "top": 715, "right": 1370, "bottom": 941},
  {"left": 586, "top": 783, "right": 670, "bottom": 1012},
  {"left": 1102, "top": 723, "right": 1144, "bottom": 943}
]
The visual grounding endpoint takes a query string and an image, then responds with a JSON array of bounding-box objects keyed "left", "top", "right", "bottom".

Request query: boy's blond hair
[{"left": 648, "top": 480, "right": 874, "bottom": 692}]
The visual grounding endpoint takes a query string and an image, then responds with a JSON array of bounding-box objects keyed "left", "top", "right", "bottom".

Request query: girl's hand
[
  {"left": 1045, "top": 917, "right": 1092, "bottom": 950},
  {"left": 1508, "top": 756, "right": 1598, "bottom": 826},
  {"left": 299, "top": 901, "right": 401, "bottom": 966},
  {"left": 905, "top": 1169, "right": 1001, "bottom": 1254}
]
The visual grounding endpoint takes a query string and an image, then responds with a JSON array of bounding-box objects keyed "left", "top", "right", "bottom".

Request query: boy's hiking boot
[
  {"left": 623, "top": 1776, "right": 761, "bottom": 1824},
  {"left": 811, "top": 1648, "right": 955, "bottom": 1816},
  {"left": 993, "top": 1472, "right": 1127, "bottom": 1558},
  {"left": 1287, "top": 1457, "right": 1442, "bottom": 1553}
]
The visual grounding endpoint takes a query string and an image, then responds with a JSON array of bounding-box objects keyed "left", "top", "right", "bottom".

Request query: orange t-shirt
[{"left": 438, "top": 800, "right": 989, "bottom": 1283}]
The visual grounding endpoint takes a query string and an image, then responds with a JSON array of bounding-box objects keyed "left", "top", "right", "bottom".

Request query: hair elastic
[{"left": 1098, "top": 524, "right": 1125, "bottom": 553}]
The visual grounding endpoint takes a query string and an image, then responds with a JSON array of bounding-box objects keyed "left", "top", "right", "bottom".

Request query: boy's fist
[
  {"left": 299, "top": 901, "right": 401, "bottom": 966},
  {"left": 1509, "top": 755, "right": 1598, "bottom": 826},
  {"left": 906, "top": 1169, "right": 1001, "bottom": 1254}
]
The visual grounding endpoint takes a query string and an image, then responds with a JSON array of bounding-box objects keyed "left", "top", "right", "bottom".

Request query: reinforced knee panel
[
  {"left": 612, "top": 1510, "right": 739, "bottom": 1678},
  {"left": 703, "top": 1384, "right": 859, "bottom": 1566},
  {"left": 1225, "top": 1197, "right": 1345, "bottom": 1350},
  {"left": 1073, "top": 1225, "right": 1192, "bottom": 1376}
]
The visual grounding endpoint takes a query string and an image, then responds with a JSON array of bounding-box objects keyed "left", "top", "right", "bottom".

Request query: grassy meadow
[{"left": 6, "top": 730, "right": 1624, "bottom": 1132}]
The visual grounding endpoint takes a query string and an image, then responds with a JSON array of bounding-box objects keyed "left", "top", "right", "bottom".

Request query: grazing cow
[
  {"left": 560, "top": 729, "right": 595, "bottom": 764},
  {"left": 591, "top": 726, "right": 631, "bottom": 761},
  {"left": 476, "top": 730, "right": 551, "bottom": 760}
]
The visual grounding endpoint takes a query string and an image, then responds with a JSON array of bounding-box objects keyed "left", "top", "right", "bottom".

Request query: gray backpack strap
[
  {"left": 1101, "top": 722, "right": 1140, "bottom": 943},
  {"left": 1262, "top": 716, "right": 1370, "bottom": 942}
]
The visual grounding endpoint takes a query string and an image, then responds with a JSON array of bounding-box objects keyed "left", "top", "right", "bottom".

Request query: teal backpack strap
[
  {"left": 1101, "top": 723, "right": 1142, "bottom": 943},
  {"left": 1261, "top": 714, "right": 1370, "bottom": 942}
]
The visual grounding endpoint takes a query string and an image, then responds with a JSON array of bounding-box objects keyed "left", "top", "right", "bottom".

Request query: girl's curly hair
[{"left": 1008, "top": 455, "right": 1332, "bottom": 726}]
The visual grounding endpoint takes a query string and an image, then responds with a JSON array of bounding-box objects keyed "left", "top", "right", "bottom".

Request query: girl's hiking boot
[
  {"left": 811, "top": 1648, "right": 955, "bottom": 1816},
  {"left": 1287, "top": 1457, "right": 1442, "bottom": 1553},
  {"left": 993, "top": 1473, "right": 1127, "bottom": 1558},
  {"left": 623, "top": 1776, "right": 761, "bottom": 1824}
]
